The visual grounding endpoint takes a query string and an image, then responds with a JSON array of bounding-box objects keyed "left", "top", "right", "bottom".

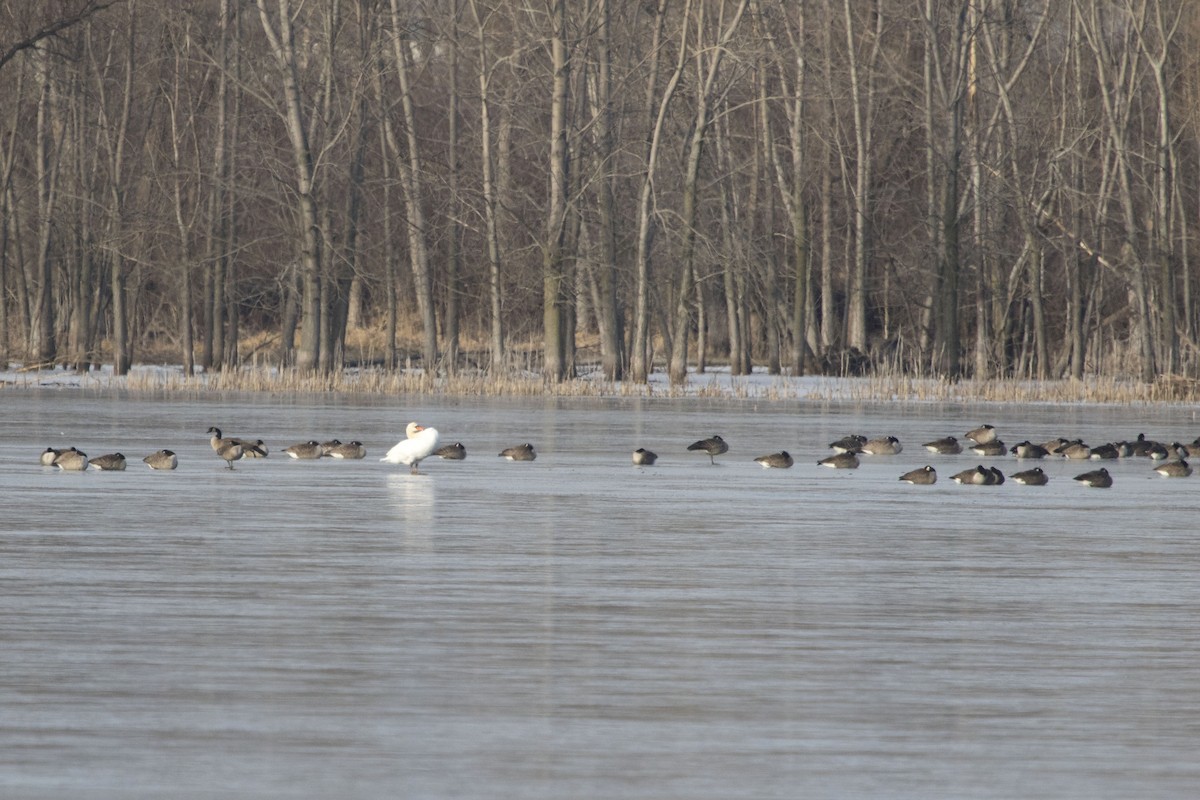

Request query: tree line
[{"left": 1, "top": 0, "right": 1198, "bottom": 384}]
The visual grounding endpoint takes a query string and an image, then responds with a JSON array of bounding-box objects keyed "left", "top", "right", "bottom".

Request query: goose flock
[
  {"left": 727, "top": 423, "right": 1194, "bottom": 488},
  {"left": 38, "top": 422, "right": 476, "bottom": 475},
  {"left": 36, "top": 420, "right": 1199, "bottom": 488}
]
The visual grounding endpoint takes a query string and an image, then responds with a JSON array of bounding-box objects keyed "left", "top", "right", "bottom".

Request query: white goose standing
[{"left": 381, "top": 422, "right": 441, "bottom": 475}]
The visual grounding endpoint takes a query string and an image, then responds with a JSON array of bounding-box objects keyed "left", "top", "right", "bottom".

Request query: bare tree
[{"left": 255, "top": 0, "right": 323, "bottom": 372}]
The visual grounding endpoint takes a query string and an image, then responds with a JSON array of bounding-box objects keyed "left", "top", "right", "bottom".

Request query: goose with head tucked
[
  {"left": 966, "top": 424, "right": 997, "bottom": 445},
  {"left": 1011, "top": 467, "right": 1049, "bottom": 486},
  {"left": 861, "top": 436, "right": 902, "bottom": 455},
  {"left": 899, "top": 465, "right": 937, "bottom": 485},
  {"left": 143, "top": 450, "right": 178, "bottom": 470},
  {"left": 970, "top": 440, "right": 1007, "bottom": 457},
  {"left": 1153, "top": 459, "right": 1192, "bottom": 478},
  {"left": 41, "top": 446, "right": 77, "bottom": 466},
  {"left": 54, "top": 449, "right": 89, "bottom": 471},
  {"left": 828, "top": 434, "right": 866, "bottom": 454},
  {"left": 951, "top": 465, "right": 992, "bottom": 485},
  {"left": 755, "top": 451, "right": 794, "bottom": 469},
  {"left": 284, "top": 441, "right": 324, "bottom": 460},
  {"left": 88, "top": 453, "right": 127, "bottom": 471},
  {"left": 1010, "top": 441, "right": 1049, "bottom": 459},
  {"left": 382, "top": 422, "right": 441, "bottom": 474},
  {"left": 687, "top": 435, "right": 728, "bottom": 464},
  {"left": 1074, "top": 467, "right": 1113, "bottom": 488},
  {"left": 499, "top": 443, "right": 536, "bottom": 462},
  {"left": 818, "top": 452, "right": 860, "bottom": 470},
  {"left": 922, "top": 436, "right": 962, "bottom": 455},
  {"left": 325, "top": 441, "right": 367, "bottom": 459},
  {"left": 631, "top": 447, "right": 657, "bottom": 466},
  {"left": 434, "top": 442, "right": 467, "bottom": 460}
]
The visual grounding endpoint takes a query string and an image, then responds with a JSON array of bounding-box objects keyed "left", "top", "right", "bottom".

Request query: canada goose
[
  {"left": 434, "top": 442, "right": 467, "bottom": 460},
  {"left": 951, "top": 465, "right": 992, "bottom": 485},
  {"left": 1088, "top": 443, "right": 1120, "bottom": 460},
  {"left": 381, "top": 423, "right": 442, "bottom": 474},
  {"left": 922, "top": 436, "right": 962, "bottom": 455},
  {"left": 40, "top": 446, "right": 77, "bottom": 466},
  {"left": 54, "top": 449, "right": 89, "bottom": 471},
  {"left": 965, "top": 424, "right": 997, "bottom": 444},
  {"left": 239, "top": 440, "right": 268, "bottom": 458},
  {"left": 1041, "top": 437, "right": 1072, "bottom": 455},
  {"left": 216, "top": 440, "right": 244, "bottom": 470},
  {"left": 1126, "top": 433, "right": 1162, "bottom": 458},
  {"left": 899, "top": 465, "right": 937, "bottom": 484},
  {"left": 687, "top": 435, "right": 728, "bottom": 464},
  {"left": 325, "top": 441, "right": 367, "bottom": 459},
  {"left": 88, "top": 453, "right": 126, "bottom": 471},
  {"left": 970, "top": 440, "right": 1007, "bottom": 457},
  {"left": 1145, "top": 441, "right": 1170, "bottom": 460},
  {"left": 498, "top": 443, "right": 536, "bottom": 462},
  {"left": 1011, "top": 467, "right": 1049, "bottom": 486},
  {"left": 631, "top": 447, "right": 657, "bottom": 466},
  {"left": 143, "top": 450, "right": 178, "bottom": 470},
  {"left": 320, "top": 439, "right": 342, "bottom": 456},
  {"left": 1074, "top": 467, "right": 1113, "bottom": 488},
  {"left": 755, "top": 451, "right": 794, "bottom": 469},
  {"left": 828, "top": 434, "right": 866, "bottom": 454},
  {"left": 207, "top": 427, "right": 267, "bottom": 457},
  {"left": 1169, "top": 442, "right": 1198, "bottom": 459},
  {"left": 818, "top": 452, "right": 860, "bottom": 469},
  {"left": 1060, "top": 441, "right": 1092, "bottom": 460},
  {"left": 861, "top": 436, "right": 902, "bottom": 455},
  {"left": 1010, "top": 441, "right": 1049, "bottom": 459},
  {"left": 284, "top": 441, "right": 324, "bottom": 460},
  {"left": 1153, "top": 459, "right": 1192, "bottom": 478}
]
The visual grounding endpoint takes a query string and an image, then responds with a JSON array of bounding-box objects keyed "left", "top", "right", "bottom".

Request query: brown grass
[{"left": 66, "top": 365, "right": 1200, "bottom": 405}]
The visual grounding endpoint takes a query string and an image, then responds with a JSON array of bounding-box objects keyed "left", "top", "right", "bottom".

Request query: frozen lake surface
[{"left": 3, "top": 390, "right": 1200, "bottom": 799}]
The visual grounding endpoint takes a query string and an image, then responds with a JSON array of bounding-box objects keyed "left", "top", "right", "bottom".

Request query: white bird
[{"left": 381, "top": 422, "right": 441, "bottom": 474}]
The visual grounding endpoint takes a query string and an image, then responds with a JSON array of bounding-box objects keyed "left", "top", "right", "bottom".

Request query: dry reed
[{"left": 6, "top": 362, "right": 1197, "bottom": 406}]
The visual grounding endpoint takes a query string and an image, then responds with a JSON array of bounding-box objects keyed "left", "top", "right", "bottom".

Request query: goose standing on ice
[
  {"left": 687, "top": 435, "right": 728, "bottom": 465},
  {"left": 382, "top": 422, "right": 441, "bottom": 474}
]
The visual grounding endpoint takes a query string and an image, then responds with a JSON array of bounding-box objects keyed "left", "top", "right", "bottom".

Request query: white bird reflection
[{"left": 386, "top": 473, "right": 436, "bottom": 551}]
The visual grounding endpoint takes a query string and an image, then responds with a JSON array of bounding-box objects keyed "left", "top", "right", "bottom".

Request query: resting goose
[
  {"left": 498, "top": 443, "right": 536, "bottom": 462},
  {"left": 143, "top": 450, "right": 178, "bottom": 470}
]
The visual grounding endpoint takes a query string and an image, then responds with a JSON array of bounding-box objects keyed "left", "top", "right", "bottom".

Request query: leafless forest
[{"left": 2, "top": 0, "right": 1199, "bottom": 384}]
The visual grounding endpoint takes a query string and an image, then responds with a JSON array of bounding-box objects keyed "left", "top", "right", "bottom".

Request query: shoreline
[{"left": 5, "top": 362, "right": 1200, "bottom": 407}]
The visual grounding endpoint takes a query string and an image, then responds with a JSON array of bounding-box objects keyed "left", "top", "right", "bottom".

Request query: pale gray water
[{"left": 3, "top": 391, "right": 1200, "bottom": 798}]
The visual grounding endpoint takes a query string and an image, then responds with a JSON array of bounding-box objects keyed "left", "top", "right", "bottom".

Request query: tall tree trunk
[
  {"left": 591, "top": 0, "right": 622, "bottom": 379},
  {"left": 841, "top": 0, "right": 881, "bottom": 354},
  {"left": 256, "top": 0, "right": 322, "bottom": 372},
  {"left": 631, "top": 0, "right": 689, "bottom": 383},
  {"left": 542, "top": 0, "right": 570, "bottom": 382},
  {"left": 468, "top": 0, "right": 504, "bottom": 371},
  {"left": 387, "top": 0, "right": 438, "bottom": 374},
  {"left": 444, "top": 0, "right": 462, "bottom": 374},
  {"left": 668, "top": 0, "right": 749, "bottom": 386}
]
